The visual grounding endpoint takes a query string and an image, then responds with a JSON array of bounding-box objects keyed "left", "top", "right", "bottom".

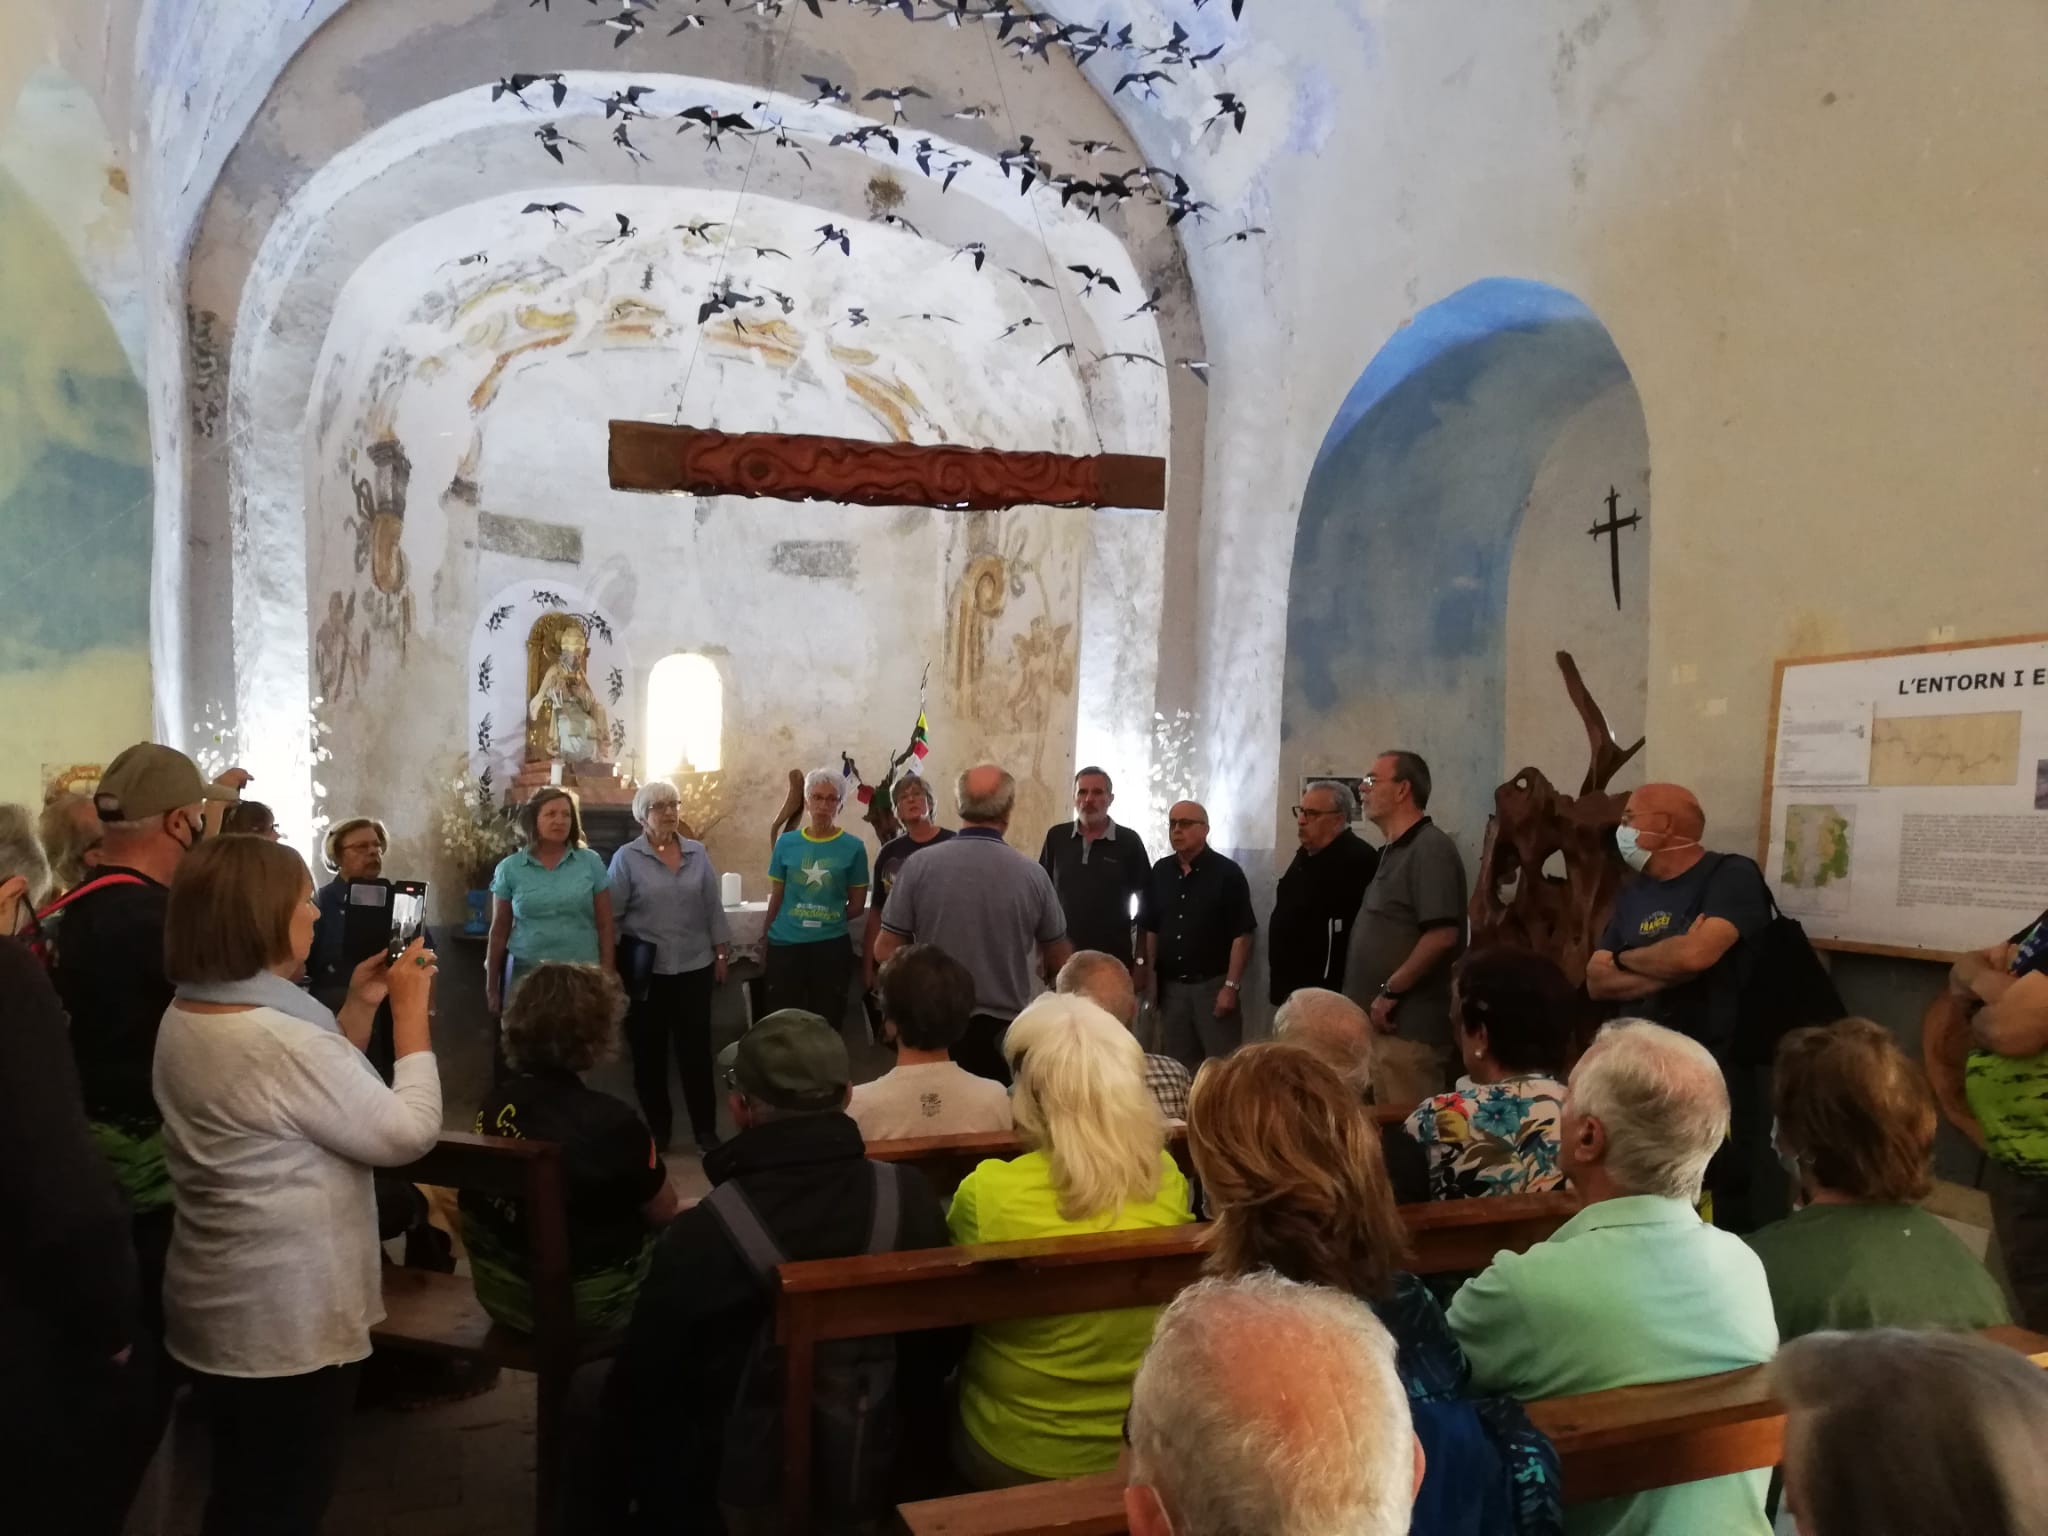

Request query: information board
[{"left": 1759, "top": 634, "right": 2048, "bottom": 960}]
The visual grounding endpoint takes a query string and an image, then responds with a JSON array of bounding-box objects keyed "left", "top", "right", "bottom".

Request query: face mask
[
  {"left": 1615, "top": 825, "right": 1653, "bottom": 872},
  {"left": 168, "top": 810, "right": 204, "bottom": 853}
]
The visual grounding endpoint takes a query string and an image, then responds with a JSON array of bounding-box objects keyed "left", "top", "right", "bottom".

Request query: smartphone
[{"left": 387, "top": 880, "right": 428, "bottom": 963}]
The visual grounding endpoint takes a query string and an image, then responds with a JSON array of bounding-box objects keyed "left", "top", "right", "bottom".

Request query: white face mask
[{"left": 1615, "top": 825, "right": 1653, "bottom": 872}]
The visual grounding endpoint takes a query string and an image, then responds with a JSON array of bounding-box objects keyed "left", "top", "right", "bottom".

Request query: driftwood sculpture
[
  {"left": 1468, "top": 653, "right": 1645, "bottom": 987},
  {"left": 766, "top": 722, "right": 931, "bottom": 856}
]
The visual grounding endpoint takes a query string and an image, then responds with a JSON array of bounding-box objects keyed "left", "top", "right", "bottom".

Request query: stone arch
[{"left": 1279, "top": 278, "right": 1650, "bottom": 866}]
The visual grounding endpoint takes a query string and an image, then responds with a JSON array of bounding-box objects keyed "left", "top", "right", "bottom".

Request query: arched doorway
[{"left": 1280, "top": 278, "right": 1649, "bottom": 864}]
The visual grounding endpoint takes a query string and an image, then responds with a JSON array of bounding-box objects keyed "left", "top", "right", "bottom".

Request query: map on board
[
  {"left": 1869, "top": 711, "right": 2022, "bottom": 787},
  {"left": 1781, "top": 803, "right": 1855, "bottom": 914}
]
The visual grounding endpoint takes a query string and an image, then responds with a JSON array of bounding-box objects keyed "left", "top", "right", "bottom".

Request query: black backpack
[
  {"left": 705, "top": 1161, "right": 905, "bottom": 1520},
  {"left": 1699, "top": 854, "right": 1847, "bottom": 1065}
]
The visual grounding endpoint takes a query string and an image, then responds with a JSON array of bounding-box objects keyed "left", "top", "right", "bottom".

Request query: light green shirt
[
  {"left": 1447, "top": 1194, "right": 1778, "bottom": 1536},
  {"left": 947, "top": 1148, "right": 1193, "bottom": 1479}
]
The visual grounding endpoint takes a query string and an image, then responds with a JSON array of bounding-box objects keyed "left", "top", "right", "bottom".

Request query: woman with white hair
[
  {"left": 947, "top": 993, "right": 1195, "bottom": 1487},
  {"left": 608, "top": 779, "right": 732, "bottom": 1151},
  {"left": 763, "top": 766, "right": 869, "bottom": 1027}
]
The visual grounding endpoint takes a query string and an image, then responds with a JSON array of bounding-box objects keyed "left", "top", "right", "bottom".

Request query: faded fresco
[{"left": 0, "top": 162, "right": 151, "bottom": 805}]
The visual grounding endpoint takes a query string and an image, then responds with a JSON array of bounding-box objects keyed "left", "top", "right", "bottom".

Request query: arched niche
[{"left": 1280, "top": 278, "right": 1650, "bottom": 865}]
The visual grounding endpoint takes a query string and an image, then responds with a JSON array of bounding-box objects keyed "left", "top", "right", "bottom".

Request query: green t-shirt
[
  {"left": 948, "top": 1148, "right": 1193, "bottom": 1479},
  {"left": 1745, "top": 1202, "right": 2010, "bottom": 1341},
  {"left": 1966, "top": 912, "right": 2048, "bottom": 1176},
  {"left": 767, "top": 828, "right": 870, "bottom": 945}
]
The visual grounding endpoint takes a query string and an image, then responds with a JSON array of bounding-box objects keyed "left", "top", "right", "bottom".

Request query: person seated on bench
[
  {"left": 1188, "top": 1042, "right": 1561, "bottom": 1536},
  {"left": 1273, "top": 988, "right": 1431, "bottom": 1203},
  {"left": 1771, "top": 1327, "right": 2048, "bottom": 1536},
  {"left": 1404, "top": 949, "right": 1572, "bottom": 1202},
  {"left": 947, "top": 992, "right": 1195, "bottom": 1487},
  {"left": 1056, "top": 950, "right": 1193, "bottom": 1122},
  {"left": 461, "top": 962, "right": 682, "bottom": 1335},
  {"left": 1747, "top": 1018, "right": 2008, "bottom": 1341},
  {"left": 1448, "top": 1020, "right": 1778, "bottom": 1536},
  {"left": 850, "top": 944, "right": 1013, "bottom": 1140},
  {"left": 590, "top": 1009, "right": 949, "bottom": 1533},
  {"left": 153, "top": 835, "right": 442, "bottom": 1536},
  {"left": 1125, "top": 1273, "right": 1424, "bottom": 1536}
]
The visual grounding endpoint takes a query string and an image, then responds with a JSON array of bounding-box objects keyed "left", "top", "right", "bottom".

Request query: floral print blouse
[{"left": 1403, "top": 1075, "right": 1568, "bottom": 1202}]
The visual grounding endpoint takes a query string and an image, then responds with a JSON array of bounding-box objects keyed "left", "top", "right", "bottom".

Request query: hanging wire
[
  {"left": 975, "top": 13, "right": 1106, "bottom": 454},
  {"left": 670, "top": 0, "right": 808, "bottom": 425}
]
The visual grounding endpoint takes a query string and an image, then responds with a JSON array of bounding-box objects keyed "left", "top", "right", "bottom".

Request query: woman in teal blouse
[{"left": 486, "top": 787, "right": 614, "bottom": 1015}]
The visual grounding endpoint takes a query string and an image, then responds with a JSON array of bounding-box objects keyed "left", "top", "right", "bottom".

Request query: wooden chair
[
  {"left": 775, "top": 1189, "right": 1579, "bottom": 1528},
  {"left": 890, "top": 1326, "right": 2048, "bottom": 1535},
  {"left": 369, "top": 1132, "right": 617, "bottom": 1536}
]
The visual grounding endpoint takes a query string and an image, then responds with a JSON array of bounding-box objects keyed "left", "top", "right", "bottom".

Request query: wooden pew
[
  {"left": 369, "top": 1133, "right": 616, "bottom": 1536},
  {"left": 777, "top": 1189, "right": 1579, "bottom": 1527},
  {"left": 866, "top": 1127, "right": 1195, "bottom": 1199},
  {"left": 891, "top": 1326, "right": 2048, "bottom": 1535}
]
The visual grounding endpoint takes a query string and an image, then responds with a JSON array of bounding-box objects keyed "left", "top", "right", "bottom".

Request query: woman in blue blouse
[
  {"left": 608, "top": 780, "right": 731, "bottom": 1152},
  {"left": 1189, "top": 1043, "right": 1562, "bottom": 1536},
  {"left": 486, "top": 787, "right": 613, "bottom": 1016}
]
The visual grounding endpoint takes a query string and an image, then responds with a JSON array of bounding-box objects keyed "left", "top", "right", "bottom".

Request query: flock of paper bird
[{"left": 493, "top": 0, "right": 1257, "bottom": 380}]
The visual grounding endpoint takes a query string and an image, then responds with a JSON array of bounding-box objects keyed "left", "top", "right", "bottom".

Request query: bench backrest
[{"left": 866, "top": 1126, "right": 1197, "bottom": 1199}]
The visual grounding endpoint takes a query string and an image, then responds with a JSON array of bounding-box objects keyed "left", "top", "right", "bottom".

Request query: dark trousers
[
  {"left": 626, "top": 965, "right": 718, "bottom": 1148},
  {"left": 1, "top": 1346, "right": 157, "bottom": 1535},
  {"left": 1989, "top": 1159, "right": 2048, "bottom": 1331},
  {"left": 193, "top": 1361, "right": 361, "bottom": 1536},
  {"left": 767, "top": 939, "right": 854, "bottom": 1031},
  {"left": 955, "top": 1014, "right": 1015, "bottom": 1087}
]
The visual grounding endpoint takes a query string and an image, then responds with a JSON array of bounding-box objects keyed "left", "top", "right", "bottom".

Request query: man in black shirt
[
  {"left": 1038, "top": 766, "right": 1150, "bottom": 982},
  {"left": 1269, "top": 779, "right": 1379, "bottom": 1004},
  {"left": 1139, "top": 801, "right": 1257, "bottom": 1071},
  {"left": 593, "top": 1011, "right": 950, "bottom": 1530},
  {"left": 863, "top": 774, "right": 955, "bottom": 995}
]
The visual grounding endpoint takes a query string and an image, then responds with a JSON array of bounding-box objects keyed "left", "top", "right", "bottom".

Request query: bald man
[
  {"left": 1588, "top": 782, "right": 1776, "bottom": 1228},
  {"left": 1138, "top": 801, "right": 1257, "bottom": 1071}
]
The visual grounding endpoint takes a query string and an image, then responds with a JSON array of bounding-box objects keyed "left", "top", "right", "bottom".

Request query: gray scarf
[{"left": 175, "top": 969, "right": 340, "bottom": 1034}]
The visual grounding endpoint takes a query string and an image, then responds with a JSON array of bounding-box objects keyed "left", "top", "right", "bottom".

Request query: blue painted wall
[{"left": 1283, "top": 280, "right": 1634, "bottom": 861}]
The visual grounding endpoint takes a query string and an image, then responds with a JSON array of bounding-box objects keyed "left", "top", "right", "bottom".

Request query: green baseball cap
[
  {"left": 94, "top": 743, "right": 241, "bottom": 823},
  {"left": 717, "top": 1009, "right": 850, "bottom": 1111}
]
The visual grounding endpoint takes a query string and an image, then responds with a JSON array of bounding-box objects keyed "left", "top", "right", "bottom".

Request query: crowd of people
[{"left": 3, "top": 740, "right": 2047, "bottom": 1536}]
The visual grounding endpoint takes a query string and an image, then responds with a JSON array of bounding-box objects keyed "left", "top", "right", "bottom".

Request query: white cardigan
[{"left": 153, "top": 1003, "right": 442, "bottom": 1378}]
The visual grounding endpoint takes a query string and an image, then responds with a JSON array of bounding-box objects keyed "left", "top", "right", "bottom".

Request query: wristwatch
[
  {"left": 1378, "top": 983, "right": 1404, "bottom": 1002},
  {"left": 1221, "top": 979, "right": 1240, "bottom": 992}
]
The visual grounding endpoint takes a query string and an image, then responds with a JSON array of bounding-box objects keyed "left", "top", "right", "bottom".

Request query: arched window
[{"left": 645, "top": 654, "right": 723, "bottom": 776}]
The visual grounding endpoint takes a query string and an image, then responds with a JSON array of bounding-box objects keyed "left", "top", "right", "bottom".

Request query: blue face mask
[{"left": 1615, "top": 825, "right": 1653, "bottom": 873}]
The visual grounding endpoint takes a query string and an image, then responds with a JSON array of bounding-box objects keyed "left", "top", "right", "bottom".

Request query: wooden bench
[
  {"left": 776, "top": 1189, "right": 1579, "bottom": 1527},
  {"left": 866, "top": 1127, "right": 1197, "bottom": 1199},
  {"left": 369, "top": 1132, "right": 617, "bottom": 1536},
  {"left": 891, "top": 1326, "right": 2048, "bottom": 1534}
]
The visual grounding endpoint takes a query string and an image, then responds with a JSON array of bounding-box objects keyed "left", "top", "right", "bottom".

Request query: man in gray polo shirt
[
  {"left": 1343, "top": 750, "right": 1467, "bottom": 1106},
  {"left": 874, "top": 763, "right": 1072, "bottom": 1086}
]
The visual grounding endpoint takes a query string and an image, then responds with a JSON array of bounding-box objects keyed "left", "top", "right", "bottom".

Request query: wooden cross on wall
[{"left": 608, "top": 421, "right": 1167, "bottom": 511}]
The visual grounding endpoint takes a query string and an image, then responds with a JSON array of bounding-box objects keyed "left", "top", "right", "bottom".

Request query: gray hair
[
  {"left": 1771, "top": 1328, "right": 2048, "bottom": 1536},
  {"left": 802, "top": 767, "right": 846, "bottom": 804},
  {"left": 1567, "top": 1020, "right": 1728, "bottom": 1202},
  {"left": 1056, "top": 950, "right": 1138, "bottom": 1028},
  {"left": 1128, "top": 1273, "right": 1413, "bottom": 1536},
  {"left": 0, "top": 804, "right": 54, "bottom": 907},
  {"left": 890, "top": 773, "right": 933, "bottom": 809},
  {"left": 1304, "top": 778, "right": 1359, "bottom": 823},
  {"left": 38, "top": 792, "right": 101, "bottom": 891},
  {"left": 1274, "top": 988, "right": 1375, "bottom": 1097},
  {"left": 956, "top": 764, "right": 1017, "bottom": 823},
  {"left": 632, "top": 779, "right": 681, "bottom": 823}
]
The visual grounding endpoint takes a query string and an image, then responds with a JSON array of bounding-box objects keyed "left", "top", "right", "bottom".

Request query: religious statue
[
  {"left": 525, "top": 616, "right": 612, "bottom": 765},
  {"left": 1468, "top": 652, "right": 1644, "bottom": 990}
]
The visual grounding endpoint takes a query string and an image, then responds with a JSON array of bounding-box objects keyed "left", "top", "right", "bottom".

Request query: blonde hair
[
  {"left": 1189, "top": 1043, "right": 1412, "bottom": 1300},
  {"left": 1004, "top": 993, "right": 1166, "bottom": 1221}
]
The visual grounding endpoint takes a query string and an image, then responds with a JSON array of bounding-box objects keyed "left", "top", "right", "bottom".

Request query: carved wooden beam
[{"left": 608, "top": 421, "right": 1166, "bottom": 511}]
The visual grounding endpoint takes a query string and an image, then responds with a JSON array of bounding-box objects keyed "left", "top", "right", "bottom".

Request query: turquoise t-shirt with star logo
[{"left": 767, "top": 828, "right": 870, "bottom": 945}]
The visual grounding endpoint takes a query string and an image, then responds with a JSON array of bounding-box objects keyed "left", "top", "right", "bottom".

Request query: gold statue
[{"left": 525, "top": 616, "right": 612, "bottom": 764}]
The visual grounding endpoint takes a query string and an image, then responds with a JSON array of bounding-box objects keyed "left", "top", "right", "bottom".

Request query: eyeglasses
[
  {"left": 1361, "top": 774, "right": 1379, "bottom": 788},
  {"left": 1168, "top": 818, "right": 1206, "bottom": 830},
  {"left": 1291, "top": 805, "right": 1341, "bottom": 820}
]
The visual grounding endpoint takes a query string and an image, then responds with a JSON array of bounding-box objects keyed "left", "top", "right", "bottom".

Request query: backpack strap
[
  {"left": 704, "top": 1179, "right": 789, "bottom": 1287},
  {"left": 34, "top": 872, "right": 146, "bottom": 923},
  {"left": 864, "top": 1162, "right": 902, "bottom": 1257}
]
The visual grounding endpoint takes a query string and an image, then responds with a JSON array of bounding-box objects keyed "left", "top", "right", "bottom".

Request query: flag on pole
[{"left": 910, "top": 711, "right": 931, "bottom": 761}]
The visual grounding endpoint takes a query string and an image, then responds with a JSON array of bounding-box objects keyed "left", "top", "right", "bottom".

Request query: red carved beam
[{"left": 608, "top": 422, "right": 1166, "bottom": 511}]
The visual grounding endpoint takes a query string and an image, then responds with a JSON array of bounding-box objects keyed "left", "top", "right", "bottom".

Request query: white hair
[
  {"left": 802, "top": 767, "right": 845, "bottom": 804},
  {"left": 1568, "top": 1019, "right": 1729, "bottom": 1202},
  {"left": 1273, "top": 988, "right": 1375, "bottom": 1097},
  {"left": 632, "top": 779, "right": 680, "bottom": 823},
  {"left": 1004, "top": 992, "right": 1165, "bottom": 1221},
  {"left": 0, "top": 804, "right": 53, "bottom": 906},
  {"left": 1128, "top": 1273, "right": 1414, "bottom": 1536},
  {"left": 1305, "top": 778, "right": 1360, "bottom": 823}
]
